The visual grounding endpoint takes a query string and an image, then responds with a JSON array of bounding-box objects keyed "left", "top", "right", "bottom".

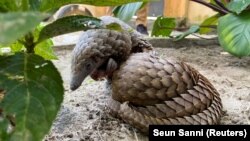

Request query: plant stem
[
  {"left": 157, "top": 25, "right": 216, "bottom": 32},
  {"left": 200, "top": 25, "right": 217, "bottom": 29},
  {"left": 214, "top": 0, "right": 231, "bottom": 13},
  {"left": 190, "top": 0, "right": 228, "bottom": 15},
  {"left": 24, "top": 32, "right": 35, "bottom": 53}
]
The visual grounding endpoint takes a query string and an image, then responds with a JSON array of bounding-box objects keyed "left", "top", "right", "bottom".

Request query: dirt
[{"left": 45, "top": 44, "right": 250, "bottom": 141}]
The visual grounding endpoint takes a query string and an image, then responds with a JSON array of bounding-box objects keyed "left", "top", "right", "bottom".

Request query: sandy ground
[{"left": 45, "top": 44, "right": 250, "bottom": 141}]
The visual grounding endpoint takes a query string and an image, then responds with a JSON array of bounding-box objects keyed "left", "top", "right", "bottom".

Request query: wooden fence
[{"left": 164, "top": 0, "right": 216, "bottom": 24}]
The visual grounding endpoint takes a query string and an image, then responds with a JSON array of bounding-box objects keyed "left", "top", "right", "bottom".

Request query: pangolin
[
  {"left": 70, "top": 25, "right": 222, "bottom": 134},
  {"left": 100, "top": 16, "right": 154, "bottom": 54}
]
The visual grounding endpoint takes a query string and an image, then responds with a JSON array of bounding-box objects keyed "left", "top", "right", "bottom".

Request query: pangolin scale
[
  {"left": 70, "top": 19, "right": 223, "bottom": 134},
  {"left": 109, "top": 53, "right": 222, "bottom": 133}
]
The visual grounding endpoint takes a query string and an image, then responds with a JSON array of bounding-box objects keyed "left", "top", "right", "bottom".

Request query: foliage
[
  {"left": 37, "top": 16, "right": 101, "bottom": 43},
  {"left": 174, "top": 25, "right": 200, "bottom": 41},
  {"left": 226, "top": 0, "right": 250, "bottom": 14},
  {"left": 0, "top": 0, "right": 148, "bottom": 141},
  {"left": 105, "top": 23, "right": 123, "bottom": 31},
  {"left": 0, "top": 53, "right": 64, "bottom": 141},
  {"left": 151, "top": 17, "right": 176, "bottom": 37},
  {"left": 113, "top": 2, "right": 144, "bottom": 22},
  {"left": 151, "top": 0, "right": 250, "bottom": 57},
  {"left": 218, "top": 11, "right": 250, "bottom": 57},
  {"left": 192, "top": 0, "right": 250, "bottom": 57},
  {"left": 0, "top": 12, "right": 47, "bottom": 45},
  {"left": 0, "top": 0, "right": 148, "bottom": 12},
  {"left": 199, "top": 13, "right": 220, "bottom": 34}
]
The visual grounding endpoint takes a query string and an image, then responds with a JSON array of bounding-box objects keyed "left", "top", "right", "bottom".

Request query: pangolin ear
[{"left": 106, "top": 58, "right": 118, "bottom": 73}]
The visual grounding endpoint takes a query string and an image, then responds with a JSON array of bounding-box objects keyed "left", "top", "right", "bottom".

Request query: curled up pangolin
[{"left": 70, "top": 17, "right": 223, "bottom": 134}]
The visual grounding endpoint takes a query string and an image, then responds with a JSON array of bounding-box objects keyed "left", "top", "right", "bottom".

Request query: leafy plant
[
  {"left": 0, "top": 0, "right": 147, "bottom": 141},
  {"left": 174, "top": 25, "right": 200, "bottom": 41},
  {"left": 151, "top": 16, "right": 176, "bottom": 37},
  {"left": 192, "top": 0, "right": 250, "bottom": 57},
  {"left": 113, "top": 2, "right": 146, "bottom": 22},
  {"left": 151, "top": 0, "right": 250, "bottom": 57}
]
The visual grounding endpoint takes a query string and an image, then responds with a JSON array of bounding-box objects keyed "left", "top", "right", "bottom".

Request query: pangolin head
[{"left": 70, "top": 29, "right": 132, "bottom": 91}]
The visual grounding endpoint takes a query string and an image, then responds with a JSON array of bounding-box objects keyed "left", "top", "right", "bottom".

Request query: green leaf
[
  {"left": 174, "top": 25, "right": 200, "bottom": 41},
  {"left": 218, "top": 11, "right": 250, "bottom": 57},
  {"left": 227, "top": 0, "right": 250, "bottom": 14},
  {"left": 10, "top": 42, "right": 25, "bottom": 52},
  {"left": 199, "top": 14, "right": 220, "bottom": 34},
  {"left": 33, "top": 24, "right": 45, "bottom": 42},
  {"left": 151, "top": 16, "right": 176, "bottom": 37},
  {"left": 0, "top": 6, "right": 8, "bottom": 12},
  {"left": 0, "top": 117, "right": 10, "bottom": 140},
  {"left": 29, "top": 0, "right": 44, "bottom": 11},
  {"left": 0, "top": 12, "right": 47, "bottom": 45},
  {"left": 210, "top": 0, "right": 216, "bottom": 5},
  {"left": 0, "top": 0, "right": 40, "bottom": 11},
  {"left": 38, "top": 15, "right": 101, "bottom": 43},
  {"left": 35, "top": 39, "right": 57, "bottom": 60},
  {"left": 40, "top": 0, "right": 149, "bottom": 12},
  {"left": 105, "top": 23, "right": 123, "bottom": 31},
  {"left": 0, "top": 53, "right": 64, "bottom": 141},
  {"left": 113, "top": 2, "right": 143, "bottom": 22},
  {"left": 0, "top": 0, "right": 19, "bottom": 11},
  {"left": 33, "top": 24, "right": 57, "bottom": 60},
  {"left": 0, "top": 0, "right": 149, "bottom": 12}
]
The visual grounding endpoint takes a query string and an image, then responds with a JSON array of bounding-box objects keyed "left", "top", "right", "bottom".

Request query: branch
[
  {"left": 214, "top": 0, "right": 231, "bottom": 13},
  {"left": 200, "top": 25, "right": 217, "bottom": 29},
  {"left": 24, "top": 32, "right": 35, "bottom": 53},
  {"left": 190, "top": 0, "right": 228, "bottom": 15}
]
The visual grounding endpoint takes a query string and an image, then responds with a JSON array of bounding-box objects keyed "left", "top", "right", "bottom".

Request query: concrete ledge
[
  {"left": 146, "top": 37, "right": 219, "bottom": 48},
  {"left": 53, "top": 37, "right": 220, "bottom": 51},
  {"left": 53, "top": 44, "right": 75, "bottom": 52}
]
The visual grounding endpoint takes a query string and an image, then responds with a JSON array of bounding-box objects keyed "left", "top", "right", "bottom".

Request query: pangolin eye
[{"left": 86, "top": 63, "right": 92, "bottom": 70}]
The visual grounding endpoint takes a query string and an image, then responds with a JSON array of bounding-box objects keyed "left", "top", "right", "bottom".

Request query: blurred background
[
  {"left": 50, "top": 0, "right": 218, "bottom": 46},
  {"left": 51, "top": 0, "right": 216, "bottom": 26}
]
